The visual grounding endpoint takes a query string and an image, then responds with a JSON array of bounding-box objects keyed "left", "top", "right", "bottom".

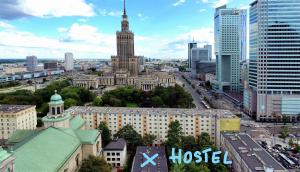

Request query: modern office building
[
  {"left": 214, "top": 5, "right": 247, "bottom": 92},
  {"left": 220, "top": 133, "right": 287, "bottom": 172},
  {"left": 64, "top": 52, "right": 74, "bottom": 71},
  {"left": 191, "top": 45, "right": 212, "bottom": 62},
  {"left": 191, "top": 45, "right": 213, "bottom": 78},
  {"left": 103, "top": 138, "right": 127, "bottom": 168},
  {"left": 66, "top": 106, "right": 240, "bottom": 144},
  {"left": 26, "top": 56, "right": 38, "bottom": 72},
  {"left": 188, "top": 42, "right": 197, "bottom": 70},
  {"left": 0, "top": 105, "right": 37, "bottom": 140},
  {"left": 245, "top": 0, "right": 300, "bottom": 122}
]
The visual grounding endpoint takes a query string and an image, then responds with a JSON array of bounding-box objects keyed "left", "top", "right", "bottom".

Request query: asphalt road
[{"left": 175, "top": 73, "right": 205, "bottom": 109}]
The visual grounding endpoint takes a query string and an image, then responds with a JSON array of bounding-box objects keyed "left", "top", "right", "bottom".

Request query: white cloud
[
  {"left": 137, "top": 13, "right": 149, "bottom": 21},
  {"left": 18, "top": 0, "right": 95, "bottom": 17},
  {"left": 0, "top": 21, "right": 214, "bottom": 60},
  {"left": 0, "top": 23, "right": 115, "bottom": 59},
  {"left": 213, "top": 0, "right": 229, "bottom": 8},
  {"left": 173, "top": 0, "right": 186, "bottom": 6},
  {"left": 200, "top": 0, "right": 229, "bottom": 8},
  {"left": 0, "top": 21, "right": 15, "bottom": 29},
  {"left": 199, "top": 9, "right": 207, "bottom": 12},
  {"left": 99, "top": 9, "right": 122, "bottom": 17}
]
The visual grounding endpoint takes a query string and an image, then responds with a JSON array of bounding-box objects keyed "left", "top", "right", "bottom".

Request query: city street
[{"left": 175, "top": 73, "right": 205, "bottom": 109}]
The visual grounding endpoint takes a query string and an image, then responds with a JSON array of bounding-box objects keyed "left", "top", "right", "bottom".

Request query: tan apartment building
[
  {"left": 0, "top": 105, "right": 37, "bottom": 140},
  {"left": 65, "top": 107, "right": 240, "bottom": 144}
]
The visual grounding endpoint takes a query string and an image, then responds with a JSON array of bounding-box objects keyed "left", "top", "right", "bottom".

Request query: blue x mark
[{"left": 141, "top": 153, "right": 159, "bottom": 168}]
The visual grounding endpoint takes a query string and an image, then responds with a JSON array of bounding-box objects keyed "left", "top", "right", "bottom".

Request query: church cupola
[
  {"left": 42, "top": 90, "right": 70, "bottom": 128},
  {"left": 48, "top": 90, "right": 64, "bottom": 118}
]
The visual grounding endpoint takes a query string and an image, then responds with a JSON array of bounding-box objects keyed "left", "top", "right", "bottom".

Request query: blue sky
[{"left": 0, "top": 0, "right": 252, "bottom": 59}]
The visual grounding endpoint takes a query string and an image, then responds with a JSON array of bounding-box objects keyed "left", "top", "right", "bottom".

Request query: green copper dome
[{"left": 49, "top": 90, "right": 64, "bottom": 105}]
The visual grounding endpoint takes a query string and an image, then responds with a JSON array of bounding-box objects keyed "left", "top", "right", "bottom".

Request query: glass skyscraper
[
  {"left": 188, "top": 42, "right": 197, "bottom": 70},
  {"left": 214, "top": 5, "right": 247, "bottom": 92},
  {"left": 246, "top": 0, "right": 300, "bottom": 122}
]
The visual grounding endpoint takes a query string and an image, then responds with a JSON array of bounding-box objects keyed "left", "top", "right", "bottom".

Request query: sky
[{"left": 0, "top": 0, "right": 252, "bottom": 60}]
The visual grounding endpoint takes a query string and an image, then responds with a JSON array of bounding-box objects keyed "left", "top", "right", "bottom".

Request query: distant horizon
[{"left": 0, "top": 0, "right": 250, "bottom": 59}]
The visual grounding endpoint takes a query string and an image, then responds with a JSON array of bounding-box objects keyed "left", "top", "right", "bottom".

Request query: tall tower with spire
[{"left": 111, "top": 0, "right": 139, "bottom": 76}]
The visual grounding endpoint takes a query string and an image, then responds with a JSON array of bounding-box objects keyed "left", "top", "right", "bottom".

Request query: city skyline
[{"left": 0, "top": 0, "right": 251, "bottom": 59}]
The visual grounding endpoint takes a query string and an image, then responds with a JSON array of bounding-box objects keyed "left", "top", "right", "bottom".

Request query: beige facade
[
  {"left": 73, "top": 71, "right": 176, "bottom": 92},
  {"left": 0, "top": 105, "right": 37, "bottom": 140},
  {"left": 73, "top": 76, "right": 99, "bottom": 89},
  {"left": 66, "top": 106, "right": 240, "bottom": 144}
]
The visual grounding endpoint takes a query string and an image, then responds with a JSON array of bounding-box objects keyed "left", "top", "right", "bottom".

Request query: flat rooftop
[
  {"left": 131, "top": 146, "right": 168, "bottom": 172},
  {"left": 66, "top": 106, "right": 235, "bottom": 118},
  {"left": 103, "top": 138, "right": 126, "bottom": 151},
  {"left": 0, "top": 104, "right": 35, "bottom": 113},
  {"left": 222, "top": 133, "right": 287, "bottom": 171}
]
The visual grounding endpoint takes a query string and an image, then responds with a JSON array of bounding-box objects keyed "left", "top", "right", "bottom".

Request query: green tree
[
  {"left": 98, "top": 122, "right": 111, "bottom": 147},
  {"left": 182, "top": 136, "right": 196, "bottom": 151},
  {"left": 198, "top": 132, "right": 213, "bottom": 148},
  {"left": 114, "top": 125, "right": 143, "bottom": 152},
  {"left": 293, "top": 144, "right": 300, "bottom": 153},
  {"left": 170, "top": 163, "right": 185, "bottom": 172},
  {"left": 79, "top": 155, "right": 112, "bottom": 172},
  {"left": 288, "top": 138, "right": 294, "bottom": 147},
  {"left": 151, "top": 95, "right": 164, "bottom": 107},
  {"left": 64, "top": 98, "right": 78, "bottom": 109},
  {"left": 166, "top": 120, "right": 183, "bottom": 151},
  {"left": 36, "top": 118, "right": 44, "bottom": 128},
  {"left": 93, "top": 96, "right": 102, "bottom": 106},
  {"left": 143, "top": 134, "right": 156, "bottom": 145},
  {"left": 279, "top": 126, "right": 289, "bottom": 139}
]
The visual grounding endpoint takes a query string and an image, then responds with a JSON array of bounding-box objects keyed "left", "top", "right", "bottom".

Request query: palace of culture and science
[
  {"left": 73, "top": 0, "right": 175, "bottom": 91},
  {"left": 111, "top": 0, "right": 139, "bottom": 76}
]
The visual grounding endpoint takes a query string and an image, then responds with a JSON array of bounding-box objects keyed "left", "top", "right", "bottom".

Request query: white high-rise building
[
  {"left": 26, "top": 56, "right": 38, "bottom": 72},
  {"left": 64, "top": 52, "right": 74, "bottom": 71},
  {"left": 214, "top": 5, "right": 247, "bottom": 93},
  {"left": 244, "top": 0, "right": 300, "bottom": 122}
]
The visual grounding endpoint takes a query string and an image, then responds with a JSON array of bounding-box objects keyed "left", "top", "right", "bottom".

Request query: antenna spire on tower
[{"left": 123, "top": 0, "right": 126, "bottom": 15}]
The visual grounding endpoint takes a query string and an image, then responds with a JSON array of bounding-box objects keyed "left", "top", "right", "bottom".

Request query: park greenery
[
  {"left": 166, "top": 121, "right": 229, "bottom": 172},
  {"left": 0, "top": 79, "right": 95, "bottom": 117},
  {"left": 93, "top": 85, "right": 195, "bottom": 108},
  {"left": 79, "top": 155, "right": 112, "bottom": 172},
  {"left": 0, "top": 81, "right": 20, "bottom": 89}
]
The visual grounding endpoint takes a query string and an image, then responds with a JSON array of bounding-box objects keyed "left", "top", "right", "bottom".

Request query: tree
[
  {"left": 166, "top": 120, "right": 183, "bottom": 151},
  {"left": 64, "top": 98, "right": 78, "bottom": 109},
  {"left": 36, "top": 118, "right": 44, "bottom": 128},
  {"left": 79, "top": 155, "right": 112, "bottom": 172},
  {"left": 170, "top": 163, "right": 185, "bottom": 172},
  {"left": 98, "top": 122, "right": 111, "bottom": 147},
  {"left": 198, "top": 132, "right": 213, "bottom": 148},
  {"left": 279, "top": 126, "right": 289, "bottom": 139},
  {"left": 114, "top": 125, "right": 143, "bottom": 152},
  {"left": 143, "top": 134, "right": 156, "bottom": 145},
  {"left": 288, "top": 138, "right": 294, "bottom": 147},
  {"left": 93, "top": 96, "right": 102, "bottom": 106},
  {"left": 181, "top": 136, "right": 196, "bottom": 151}
]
